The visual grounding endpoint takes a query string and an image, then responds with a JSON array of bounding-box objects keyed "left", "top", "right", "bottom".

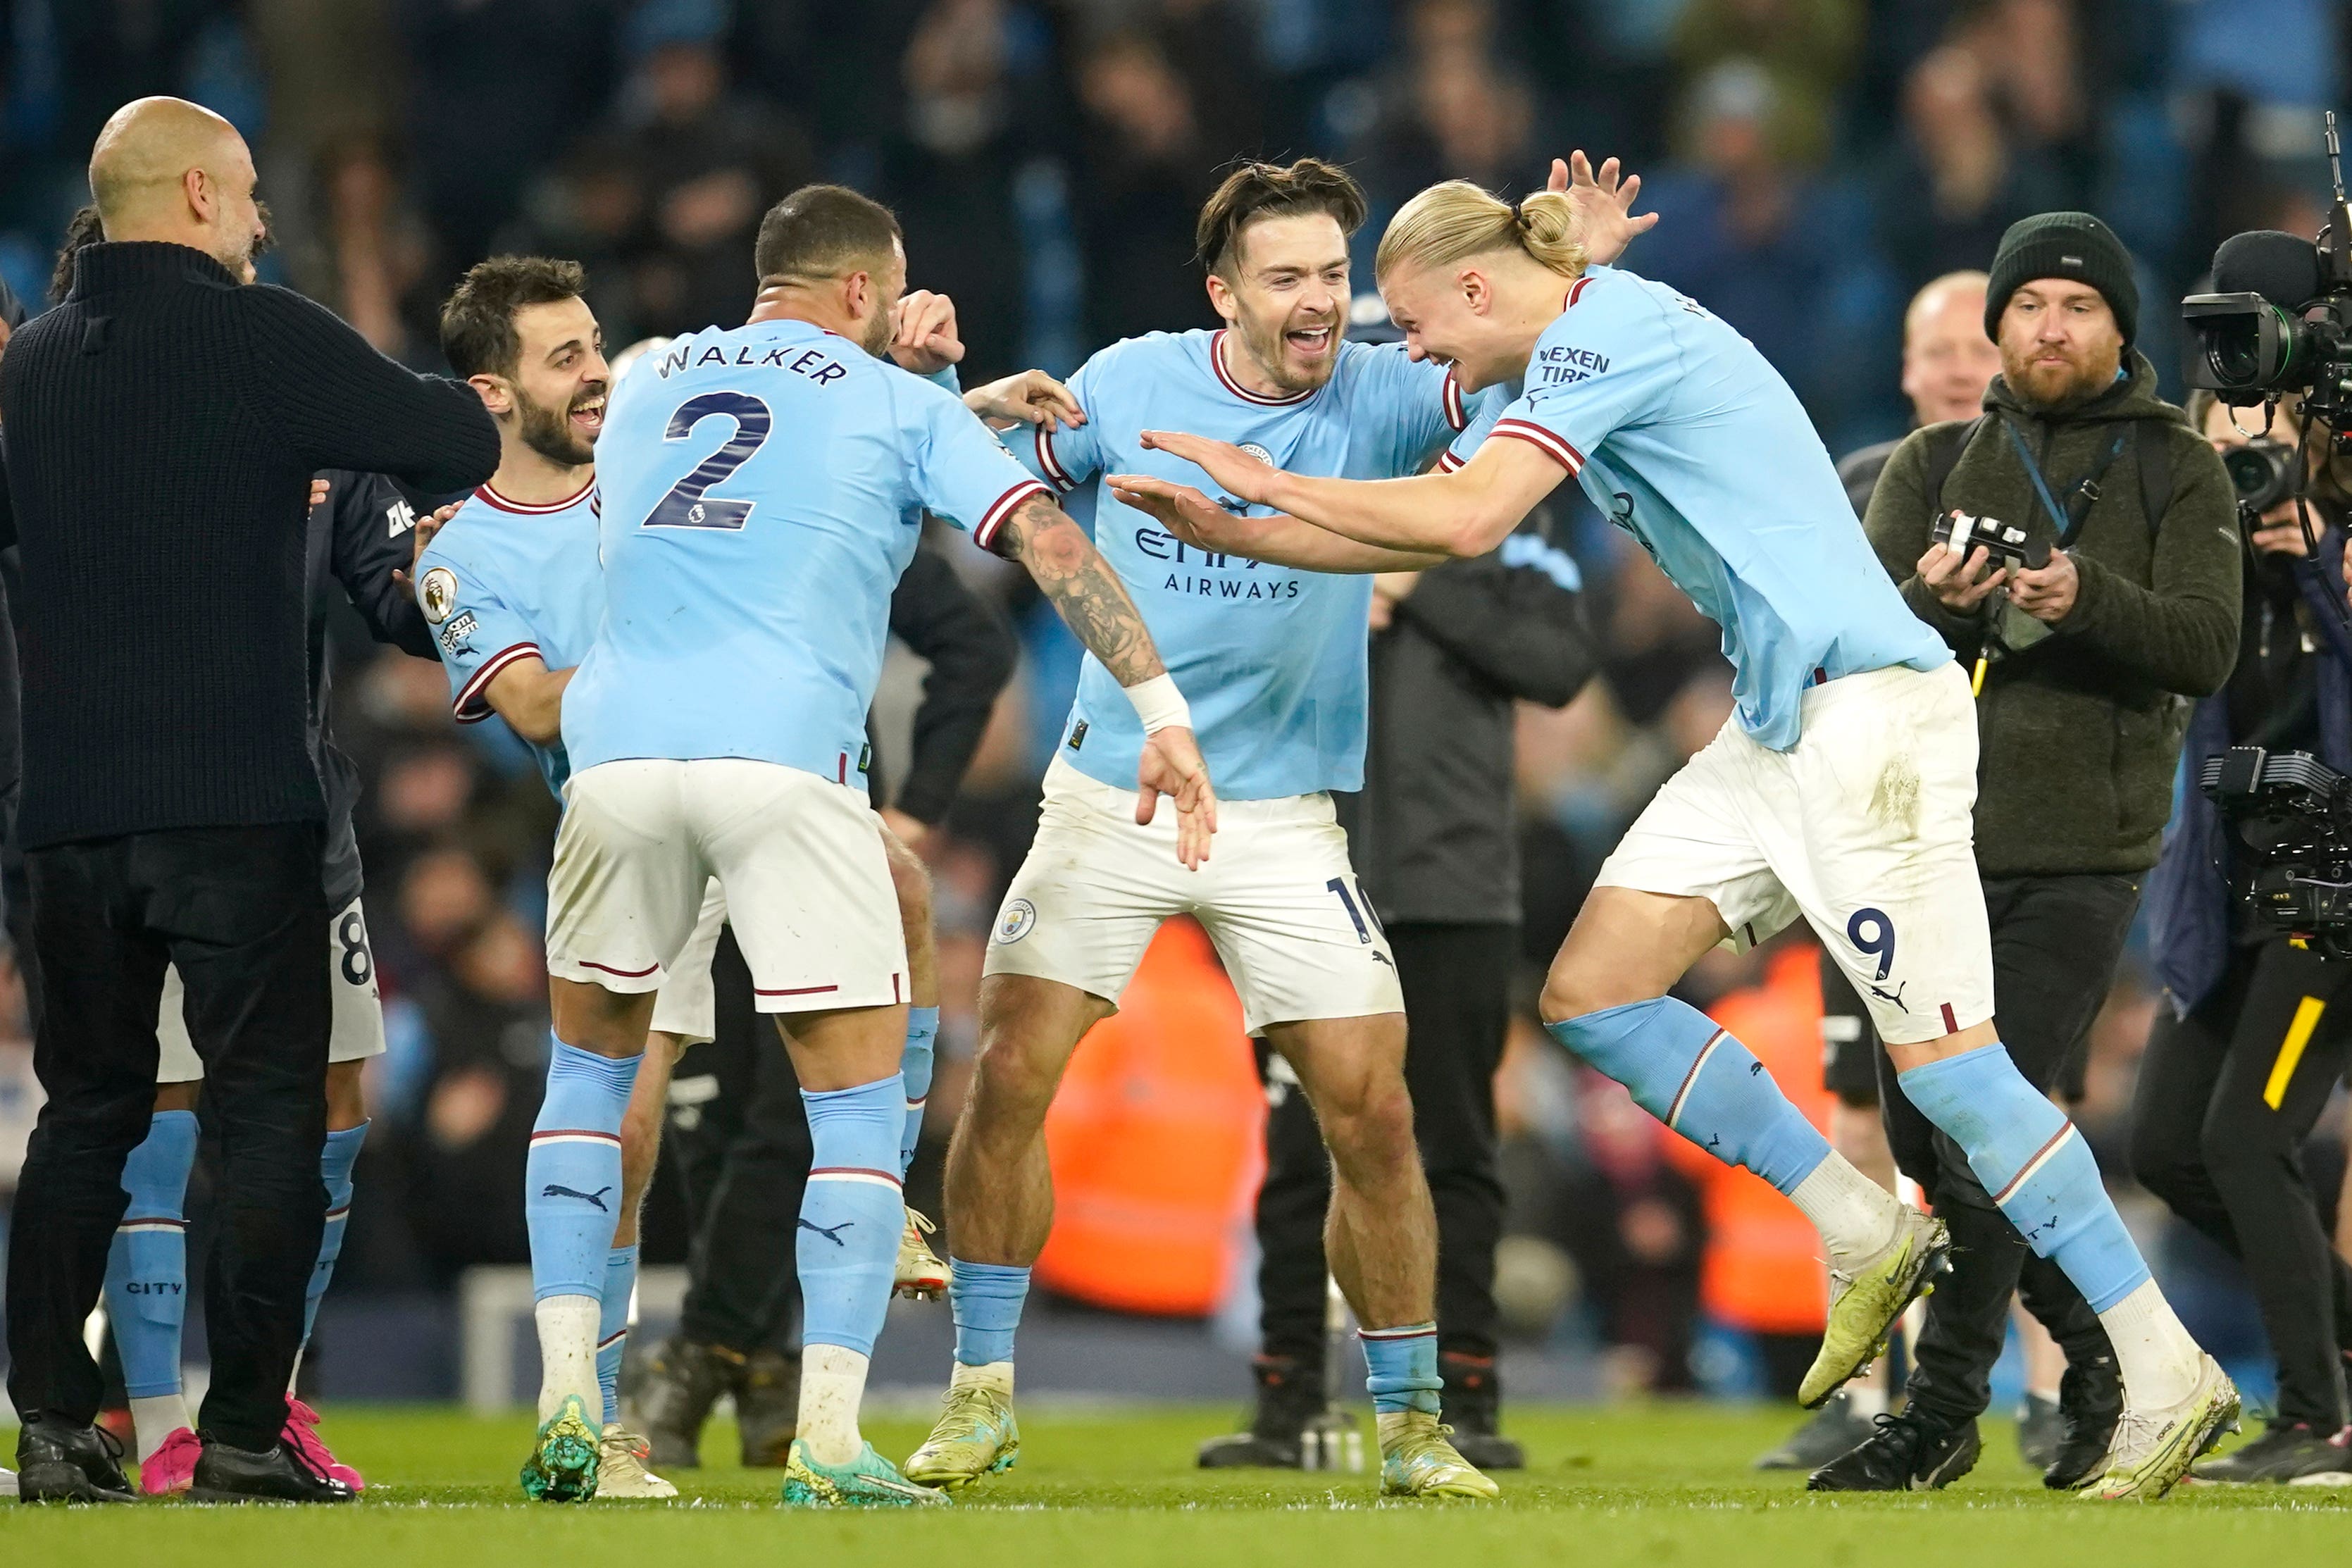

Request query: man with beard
[
  {"left": 903, "top": 155, "right": 1648, "bottom": 1502},
  {"left": 1807, "top": 211, "right": 2241, "bottom": 1492}
]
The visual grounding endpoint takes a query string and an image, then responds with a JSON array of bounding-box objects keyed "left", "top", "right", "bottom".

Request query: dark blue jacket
[{"left": 2147, "top": 529, "right": 2352, "bottom": 1014}]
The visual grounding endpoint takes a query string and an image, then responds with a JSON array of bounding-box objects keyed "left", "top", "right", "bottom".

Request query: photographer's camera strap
[{"left": 2003, "top": 418, "right": 2131, "bottom": 547}]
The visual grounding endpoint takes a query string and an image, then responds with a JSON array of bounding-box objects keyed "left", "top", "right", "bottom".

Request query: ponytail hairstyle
[
  {"left": 51, "top": 204, "right": 104, "bottom": 304},
  {"left": 1374, "top": 180, "right": 1586, "bottom": 285}
]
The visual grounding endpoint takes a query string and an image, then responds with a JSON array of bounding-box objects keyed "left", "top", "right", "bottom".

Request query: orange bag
[{"left": 1031, "top": 918, "right": 1266, "bottom": 1316}]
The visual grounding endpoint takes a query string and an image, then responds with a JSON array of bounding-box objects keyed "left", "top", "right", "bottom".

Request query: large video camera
[
  {"left": 2198, "top": 746, "right": 2352, "bottom": 956},
  {"left": 2184, "top": 114, "right": 2352, "bottom": 430}
]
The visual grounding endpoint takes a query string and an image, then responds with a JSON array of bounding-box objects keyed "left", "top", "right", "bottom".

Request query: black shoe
[
  {"left": 187, "top": 1436, "right": 354, "bottom": 1503},
  {"left": 630, "top": 1336, "right": 740, "bottom": 1470},
  {"left": 1807, "top": 1408, "right": 1982, "bottom": 1491},
  {"left": 735, "top": 1348, "right": 801, "bottom": 1468},
  {"left": 14, "top": 1416, "right": 134, "bottom": 1503},
  {"left": 2017, "top": 1393, "right": 2062, "bottom": 1471},
  {"left": 1197, "top": 1356, "right": 1321, "bottom": 1469},
  {"left": 2043, "top": 1352, "right": 2122, "bottom": 1491},
  {"left": 1441, "top": 1353, "right": 1524, "bottom": 1469},
  {"left": 1755, "top": 1392, "right": 1874, "bottom": 1471},
  {"left": 2191, "top": 1421, "right": 2352, "bottom": 1484}
]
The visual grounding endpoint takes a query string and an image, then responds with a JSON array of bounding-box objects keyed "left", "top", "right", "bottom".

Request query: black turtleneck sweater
[{"left": 0, "top": 242, "right": 498, "bottom": 850}]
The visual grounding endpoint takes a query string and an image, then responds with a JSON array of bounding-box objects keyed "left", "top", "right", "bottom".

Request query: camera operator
[
  {"left": 2131, "top": 390, "right": 2352, "bottom": 1484},
  {"left": 1812, "top": 212, "right": 2241, "bottom": 1494}
]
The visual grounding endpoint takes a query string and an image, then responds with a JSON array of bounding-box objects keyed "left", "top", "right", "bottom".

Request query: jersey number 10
[{"left": 642, "top": 391, "right": 773, "bottom": 530}]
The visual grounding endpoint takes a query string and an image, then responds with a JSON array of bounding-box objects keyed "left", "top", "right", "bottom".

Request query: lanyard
[{"left": 2003, "top": 418, "right": 2127, "bottom": 547}]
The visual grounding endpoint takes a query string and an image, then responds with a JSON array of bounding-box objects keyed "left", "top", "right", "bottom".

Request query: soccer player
[
  {"left": 902, "top": 155, "right": 1646, "bottom": 1502},
  {"left": 542, "top": 182, "right": 1211, "bottom": 1509},
  {"left": 1116, "top": 179, "right": 2239, "bottom": 1500},
  {"left": 425, "top": 260, "right": 1072, "bottom": 1504}
]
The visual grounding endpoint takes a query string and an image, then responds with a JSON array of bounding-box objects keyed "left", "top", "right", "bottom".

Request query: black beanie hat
[{"left": 1984, "top": 211, "right": 2139, "bottom": 346}]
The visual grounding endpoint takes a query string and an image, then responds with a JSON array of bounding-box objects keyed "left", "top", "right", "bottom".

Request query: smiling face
[
  {"left": 505, "top": 297, "right": 609, "bottom": 466},
  {"left": 1207, "top": 212, "right": 1349, "bottom": 393},
  {"left": 1376, "top": 257, "right": 1523, "bottom": 392},
  {"left": 1997, "top": 278, "right": 2124, "bottom": 410}
]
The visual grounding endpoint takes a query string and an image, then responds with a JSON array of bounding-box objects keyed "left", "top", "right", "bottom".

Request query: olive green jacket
[{"left": 1862, "top": 351, "right": 2241, "bottom": 876}]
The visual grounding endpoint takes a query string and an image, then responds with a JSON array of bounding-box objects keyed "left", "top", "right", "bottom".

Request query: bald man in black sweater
[{"left": 0, "top": 97, "right": 496, "bottom": 1504}]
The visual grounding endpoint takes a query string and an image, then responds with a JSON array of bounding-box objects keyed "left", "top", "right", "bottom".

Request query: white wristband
[{"left": 1123, "top": 673, "right": 1192, "bottom": 734}]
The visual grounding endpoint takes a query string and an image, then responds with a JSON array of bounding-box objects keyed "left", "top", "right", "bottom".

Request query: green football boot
[
  {"left": 2088, "top": 1355, "right": 2240, "bottom": 1501},
  {"left": 1800, "top": 1209, "right": 1950, "bottom": 1409},
  {"left": 1379, "top": 1411, "right": 1500, "bottom": 1500},
  {"left": 518, "top": 1393, "right": 602, "bottom": 1502},
  {"left": 780, "top": 1439, "right": 949, "bottom": 1507},
  {"left": 904, "top": 1382, "right": 1021, "bottom": 1492}
]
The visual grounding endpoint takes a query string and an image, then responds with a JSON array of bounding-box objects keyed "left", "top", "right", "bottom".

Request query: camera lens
[
  {"left": 2225, "top": 441, "right": 2296, "bottom": 511},
  {"left": 2208, "top": 322, "right": 2262, "bottom": 386}
]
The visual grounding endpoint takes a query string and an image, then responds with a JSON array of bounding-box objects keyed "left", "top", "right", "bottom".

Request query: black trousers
[
  {"left": 1874, "top": 873, "right": 2140, "bottom": 1429},
  {"left": 664, "top": 927, "right": 810, "bottom": 1352},
  {"left": 1256, "top": 923, "right": 1512, "bottom": 1368},
  {"left": 5, "top": 823, "right": 329, "bottom": 1450},
  {"left": 2132, "top": 938, "right": 2352, "bottom": 1429}
]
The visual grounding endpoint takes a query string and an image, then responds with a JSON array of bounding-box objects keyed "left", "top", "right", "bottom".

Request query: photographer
[
  {"left": 2132, "top": 390, "right": 2352, "bottom": 1484},
  {"left": 1815, "top": 212, "right": 2240, "bottom": 1493}
]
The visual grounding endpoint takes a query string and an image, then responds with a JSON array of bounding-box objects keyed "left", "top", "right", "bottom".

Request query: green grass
[{"left": 4, "top": 1403, "right": 2349, "bottom": 1566}]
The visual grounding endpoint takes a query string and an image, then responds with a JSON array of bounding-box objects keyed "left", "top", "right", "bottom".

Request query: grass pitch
[{"left": 4, "top": 1402, "right": 2348, "bottom": 1566}]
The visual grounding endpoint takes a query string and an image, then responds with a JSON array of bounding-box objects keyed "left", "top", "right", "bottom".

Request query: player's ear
[
  {"left": 466, "top": 373, "right": 512, "bottom": 417},
  {"left": 1204, "top": 270, "right": 1239, "bottom": 326},
  {"left": 1459, "top": 266, "right": 1491, "bottom": 316},
  {"left": 842, "top": 268, "right": 871, "bottom": 323}
]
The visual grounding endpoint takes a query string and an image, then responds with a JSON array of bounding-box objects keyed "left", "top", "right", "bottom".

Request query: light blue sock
[
  {"left": 799, "top": 1074, "right": 906, "bottom": 1357},
  {"left": 1548, "top": 997, "right": 1830, "bottom": 1194},
  {"left": 1898, "top": 1044, "right": 2151, "bottom": 1312},
  {"left": 104, "top": 1109, "right": 199, "bottom": 1400},
  {"left": 598, "top": 1244, "right": 638, "bottom": 1426},
  {"left": 525, "top": 1039, "right": 639, "bottom": 1302},
  {"left": 900, "top": 1006, "right": 939, "bottom": 1178},
  {"left": 1360, "top": 1323, "right": 1441, "bottom": 1415},
  {"left": 949, "top": 1259, "right": 1031, "bottom": 1367},
  {"left": 302, "top": 1120, "right": 368, "bottom": 1350}
]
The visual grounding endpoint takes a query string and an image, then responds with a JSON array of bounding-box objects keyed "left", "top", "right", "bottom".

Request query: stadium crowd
[{"left": 0, "top": 0, "right": 2344, "bottom": 1422}]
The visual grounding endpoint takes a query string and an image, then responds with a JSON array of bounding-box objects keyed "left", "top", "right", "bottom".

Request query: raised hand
[
  {"left": 890, "top": 289, "right": 964, "bottom": 375},
  {"left": 1105, "top": 474, "right": 1252, "bottom": 551},
  {"left": 394, "top": 502, "right": 463, "bottom": 598},
  {"left": 1551, "top": 150, "right": 1657, "bottom": 267},
  {"left": 1135, "top": 723, "right": 1217, "bottom": 871},
  {"left": 1136, "top": 430, "right": 1278, "bottom": 506},
  {"left": 965, "top": 368, "right": 1086, "bottom": 430}
]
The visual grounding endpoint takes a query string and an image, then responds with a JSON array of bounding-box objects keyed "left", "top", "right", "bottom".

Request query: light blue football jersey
[
  {"left": 561, "top": 318, "right": 1049, "bottom": 788},
  {"left": 1021, "top": 329, "right": 1483, "bottom": 799},
  {"left": 1446, "top": 265, "right": 1949, "bottom": 750},
  {"left": 416, "top": 477, "right": 606, "bottom": 795}
]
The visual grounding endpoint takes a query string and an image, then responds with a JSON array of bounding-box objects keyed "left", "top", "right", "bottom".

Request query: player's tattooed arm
[
  {"left": 991, "top": 495, "right": 1165, "bottom": 685},
  {"left": 991, "top": 494, "right": 1217, "bottom": 866}
]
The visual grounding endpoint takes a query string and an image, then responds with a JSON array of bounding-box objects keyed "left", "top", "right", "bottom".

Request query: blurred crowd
[{"left": 1, "top": 0, "right": 2349, "bottom": 1398}]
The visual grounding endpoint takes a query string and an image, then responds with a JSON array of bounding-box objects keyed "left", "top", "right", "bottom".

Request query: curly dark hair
[
  {"left": 440, "top": 255, "right": 589, "bottom": 380},
  {"left": 1193, "top": 158, "right": 1369, "bottom": 278}
]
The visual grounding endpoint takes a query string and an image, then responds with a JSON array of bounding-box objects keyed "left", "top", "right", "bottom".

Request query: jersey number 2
[{"left": 642, "top": 391, "right": 772, "bottom": 530}]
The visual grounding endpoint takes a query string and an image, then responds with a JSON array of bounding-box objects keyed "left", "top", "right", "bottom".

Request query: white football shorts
[
  {"left": 547, "top": 759, "right": 907, "bottom": 1013},
  {"left": 1592, "top": 661, "right": 1995, "bottom": 1046},
  {"left": 646, "top": 878, "right": 726, "bottom": 1045},
  {"left": 984, "top": 755, "right": 1404, "bottom": 1035}
]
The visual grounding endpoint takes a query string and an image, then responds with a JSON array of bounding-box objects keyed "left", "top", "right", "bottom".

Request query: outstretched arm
[
  {"left": 987, "top": 494, "right": 1218, "bottom": 866},
  {"left": 1120, "top": 432, "right": 1567, "bottom": 559},
  {"left": 1107, "top": 477, "right": 1447, "bottom": 572}
]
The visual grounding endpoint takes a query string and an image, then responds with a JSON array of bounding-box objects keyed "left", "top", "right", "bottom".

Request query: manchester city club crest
[
  {"left": 420, "top": 566, "right": 458, "bottom": 625},
  {"left": 1239, "top": 442, "right": 1274, "bottom": 466},
  {"left": 995, "top": 898, "right": 1038, "bottom": 945}
]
